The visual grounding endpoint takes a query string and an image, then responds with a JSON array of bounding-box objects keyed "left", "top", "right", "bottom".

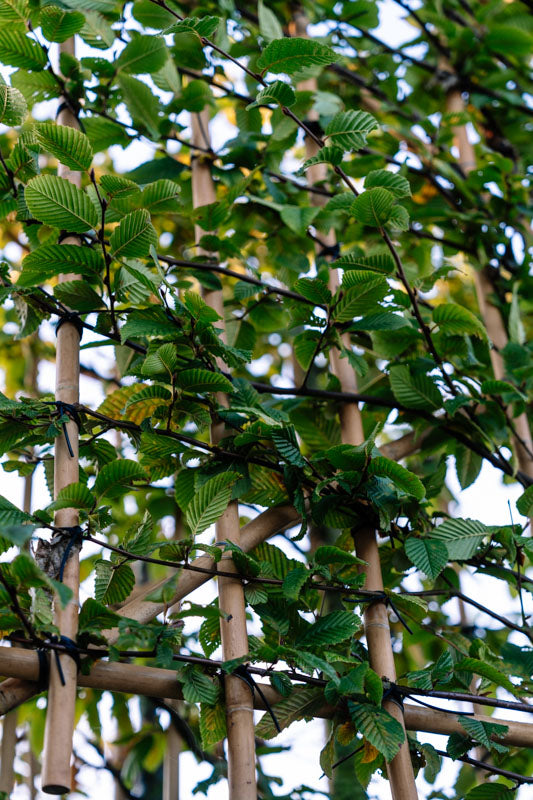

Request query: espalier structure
[{"left": 0, "top": 1, "right": 532, "bottom": 799}]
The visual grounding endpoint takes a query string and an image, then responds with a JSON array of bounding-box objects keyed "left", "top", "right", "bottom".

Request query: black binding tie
[
  {"left": 54, "top": 401, "right": 81, "bottom": 458},
  {"left": 233, "top": 665, "right": 281, "bottom": 733},
  {"left": 58, "top": 525, "right": 84, "bottom": 583},
  {"left": 46, "top": 635, "right": 81, "bottom": 687},
  {"left": 37, "top": 647, "right": 50, "bottom": 691},
  {"left": 55, "top": 311, "right": 84, "bottom": 341}
]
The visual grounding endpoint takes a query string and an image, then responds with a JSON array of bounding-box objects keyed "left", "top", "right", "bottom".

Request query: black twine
[
  {"left": 55, "top": 311, "right": 84, "bottom": 341},
  {"left": 45, "top": 635, "right": 81, "bottom": 687},
  {"left": 233, "top": 665, "right": 281, "bottom": 733},
  {"left": 54, "top": 401, "right": 81, "bottom": 458},
  {"left": 37, "top": 647, "right": 49, "bottom": 691},
  {"left": 57, "top": 525, "right": 84, "bottom": 583}
]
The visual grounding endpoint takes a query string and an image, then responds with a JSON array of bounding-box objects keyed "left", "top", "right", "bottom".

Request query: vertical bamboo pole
[
  {"left": 40, "top": 36, "right": 81, "bottom": 795},
  {"left": 445, "top": 87, "right": 533, "bottom": 482},
  {"left": 0, "top": 710, "right": 17, "bottom": 794},
  {"left": 190, "top": 109, "right": 257, "bottom": 798},
  {"left": 163, "top": 700, "right": 181, "bottom": 800},
  {"left": 293, "top": 10, "right": 418, "bottom": 798}
]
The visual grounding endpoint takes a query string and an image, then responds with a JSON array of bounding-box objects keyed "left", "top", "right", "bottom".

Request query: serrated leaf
[
  {"left": 35, "top": 123, "right": 93, "bottom": 171},
  {"left": 255, "top": 686, "right": 323, "bottom": 739},
  {"left": 0, "top": 31, "right": 47, "bottom": 70},
  {"left": 324, "top": 109, "right": 378, "bottom": 151},
  {"left": 48, "top": 482, "right": 94, "bottom": 511},
  {"left": 0, "top": 494, "right": 32, "bottom": 526},
  {"left": 431, "top": 518, "right": 487, "bottom": 560},
  {"left": 433, "top": 303, "right": 487, "bottom": 339},
  {"left": 301, "top": 145, "right": 344, "bottom": 170},
  {"left": 93, "top": 459, "right": 147, "bottom": 498},
  {"left": 464, "top": 784, "right": 515, "bottom": 800},
  {"left": 456, "top": 658, "right": 515, "bottom": 693},
  {"left": 351, "top": 188, "right": 395, "bottom": 227},
  {"left": 54, "top": 280, "right": 104, "bottom": 312},
  {"left": 333, "top": 252, "right": 395, "bottom": 274},
  {"left": 248, "top": 80, "right": 295, "bottom": 109},
  {"left": 175, "top": 368, "right": 234, "bottom": 394},
  {"left": 110, "top": 209, "right": 157, "bottom": 259},
  {"left": 78, "top": 597, "right": 119, "bottom": 631},
  {"left": 517, "top": 485, "right": 533, "bottom": 517},
  {"left": 349, "top": 702, "right": 405, "bottom": 762},
  {"left": 282, "top": 565, "right": 308, "bottom": 600},
  {"left": 297, "top": 610, "right": 360, "bottom": 647},
  {"left": 334, "top": 273, "right": 388, "bottom": 321},
  {"left": 94, "top": 559, "right": 135, "bottom": 605},
  {"left": 199, "top": 701, "right": 226, "bottom": 748},
  {"left": 455, "top": 444, "right": 482, "bottom": 490},
  {"left": 293, "top": 330, "right": 320, "bottom": 370},
  {"left": 118, "top": 73, "right": 161, "bottom": 139},
  {"left": 314, "top": 546, "right": 365, "bottom": 566},
  {"left": 271, "top": 426, "right": 305, "bottom": 467},
  {"left": 0, "top": 84, "right": 26, "bottom": 125},
  {"left": 17, "top": 244, "right": 103, "bottom": 286},
  {"left": 164, "top": 15, "right": 220, "bottom": 38},
  {"left": 293, "top": 278, "right": 331, "bottom": 305},
  {"left": 405, "top": 537, "right": 448, "bottom": 579},
  {"left": 181, "top": 666, "right": 219, "bottom": 705},
  {"left": 116, "top": 35, "right": 167, "bottom": 74},
  {"left": 389, "top": 366, "right": 442, "bottom": 410},
  {"left": 258, "top": 0, "right": 283, "bottom": 41},
  {"left": 40, "top": 6, "right": 85, "bottom": 42},
  {"left": 25, "top": 175, "right": 98, "bottom": 232},
  {"left": 280, "top": 205, "right": 319, "bottom": 235},
  {"left": 257, "top": 37, "right": 337, "bottom": 75},
  {"left": 368, "top": 456, "right": 425, "bottom": 499},
  {"left": 460, "top": 717, "right": 508, "bottom": 749},
  {"left": 364, "top": 169, "right": 411, "bottom": 198},
  {"left": 185, "top": 472, "right": 239, "bottom": 537}
]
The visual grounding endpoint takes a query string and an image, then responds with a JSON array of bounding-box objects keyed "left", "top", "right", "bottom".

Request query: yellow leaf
[
  {"left": 362, "top": 739, "right": 380, "bottom": 763},
  {"left": 336, "top": 721, "right": 356, "bottom": 746}
]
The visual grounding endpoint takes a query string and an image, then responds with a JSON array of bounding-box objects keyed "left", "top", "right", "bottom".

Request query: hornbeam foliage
[{"left": 0, "top": 0, "right": 532, "bottom": 797}]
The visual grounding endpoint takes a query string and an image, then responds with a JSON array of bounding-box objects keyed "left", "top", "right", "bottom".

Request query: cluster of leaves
[{"left": 0, "top": 0, "right": 532, "bottom": 797}]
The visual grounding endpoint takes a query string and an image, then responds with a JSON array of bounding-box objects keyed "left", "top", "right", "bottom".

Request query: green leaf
[
  {"left": 282, "top": 565, "right": 309, "bottom": 600},
  {"left": 351, "top": 188, "right": 395, "bottom": 227},
  {"left": 94, "top": 559, "right": 135, "bottom": 605},
  {"left": 248, "top": 80, "right": 296, "bottom": 109},
  {"left": 181, "top": 666, "right": 219, "bottom": 705},
  {"left": 334, "top": 273, "right": 388, "bottom": 321},
  {"left": 460, "top": 717, "right": 508, "bottom": 750},
  {"left": 199, "top": 701, "right": 227, "bottom": 748},
  {"left": 93, "top": 459, "right": 147, "bottom": 498},
  {"left": 368, "top": 457, "right": 425, "bottom": 499},
  {"left": 257, "top": 37, "right": 337, "bottom": 76},
  {"left": 364, "top": 169, "right": 411, "bottom": 198},
  {"left": 455, "top": 444, "right": 482, "bottom": 490},
  {"left": 17, "top": 244, "right": 103, "bottom": 286},
  {"left": 78, "top": 598, "right": 119, "bottom": 631},
  {"left": 293, "top": 278, "right": 331, "bottom": 305},
  {"left": 25, "top": 175, "right": 98, "bottom": 232},
  {"left": 349, "top": 702, "right": 405, "bottom": 762},
  {"left": 517, "top": 485, "right": 533, "bottom": 517},
  {"left": 0, "top": 0, "right": 29, "bottom": 27},
  {"left": 0, "top": 84, "right": 26, "bottom": 125},
  {"left": 0, "top": 31, "right": 47, "bottom": 70},
  {"left": 271, "top": 426, "right": 305, "bottom": 467},
  {"left": 509, "top": 285, "right": 525, "bottom": 345},
  {"left": 456, "top": 658, "right": 516, "bottom": 694},
  {"left": 485, "top": 25, "right": 533, "bottom": 56},
  {"left": 405, "top": 537, "right": 448, "bottom": 579},
  {"left": 301, "top": 145, "right": 344, "bottom": 170},
  {"left": 280, "top": 205, "right": 319, "bottom": 235},
  {"left": 314, "top": 546, "right": 365, "bottom": 566},
  {"left": 35, "top": 123, "right": 94, "bottom": 172},
  {"left": 185, "top": 472, "right": 239, "bottom": 537},
  {"left": 433, "top": 304, "right": 487, "bottom": 339},
  {"left": 40, "top": 6, "right": 85, "bottom": 42},
  {"left": 53, "top": 280, "right": 104, "bottom": 312},
  {"left": 0, "top": 494, "right": 32, "bottom": 525},
  {"left": 332, "top": 252, "right": 395, "bottom": 274},
  {"left": 389, "top": 366, "right": 442, "bottom": 410},
  {"left": 258, "top": 0, "right": 283, "bottom": 41},
  {"left": 324, "top": 110, "right": 378, "bottom": 151},
  {"left": 116, "top": 35, "right": 167, "bottom": 74},
  {"left": 255, "top": 685, "right": 324, "bottom": 739},
  {"left": 464, "top": 784, "right": 515, "bottom": 800},
  {"left": 109, "top": 209, "right": 157, "bottom": 259},
  {"left": 48, "top": 482, "right": 94, "bottom": 511},
  {"left": 297, "top": 610, "right": 360, "bottom": 647},
  {"left": 164, "top": 15, "right": 220, "bottom": 38},
  {"left": 118, "top": 73, "right": 161, "bottom": 139},
  {"left": 431, "top": 518, "right": 487, "bottom": 560},
  {"left": 175, "top": 368, "right": 234, "bottom": 394}
]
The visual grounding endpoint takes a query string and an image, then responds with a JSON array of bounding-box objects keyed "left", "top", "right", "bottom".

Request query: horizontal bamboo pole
[{"left": 0, "top": 647, "right": 532, "bottom": 747}]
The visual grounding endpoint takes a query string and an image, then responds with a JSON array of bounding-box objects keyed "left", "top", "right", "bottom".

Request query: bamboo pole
[
  {"left": 445, "top": 88, "right": 533, "bottom": 482},
  {"left": 293, "top": 10, "right": 418, "bottom": 798},
  {"left": 0, "top": 708, "right": 17, "bottom": 794},
  {"left": 191, "top": 107, "right": 256, "bottom": 798},
  {"left": 0, "top": 647, "right": 532, "bottom": 747},
  {"left": 41, "top": 36, "right": 82, "bottom": 795},
  {"left": 163, "top": 701, "right": 181, "bottom": 800}
]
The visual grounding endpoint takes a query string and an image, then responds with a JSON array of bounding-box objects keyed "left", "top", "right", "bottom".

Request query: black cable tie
[
  {"left": 37, "top": 647, "right": 50, "bottom": 691},
  {"left": 46, "top": 635, "right": 81, "bottom": 687},
  {"left": 54, "top": 401, "right": 81, "bottom": 458},
  {"left": 385, "top": 597, "right": 414, "bottom": 636},
  {"left": 317, "top": 242, "right": 340, "bottom": 260},
  {"left": 57, "top": 525, "right": 84, "bottom": 583},
  {"left": 233, "top": 665, "right": 281, "bottom": 733},
  {"left": 382, "top": 682, "right": 405, "bottom": 710},
  {"left": 55, "top": 311, "right": 84, "bottom": 341}
]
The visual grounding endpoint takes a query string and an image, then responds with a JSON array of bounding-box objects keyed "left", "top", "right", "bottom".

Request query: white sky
[{"left": 1, "top": 0, "right": 532, "bottom": 798}]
